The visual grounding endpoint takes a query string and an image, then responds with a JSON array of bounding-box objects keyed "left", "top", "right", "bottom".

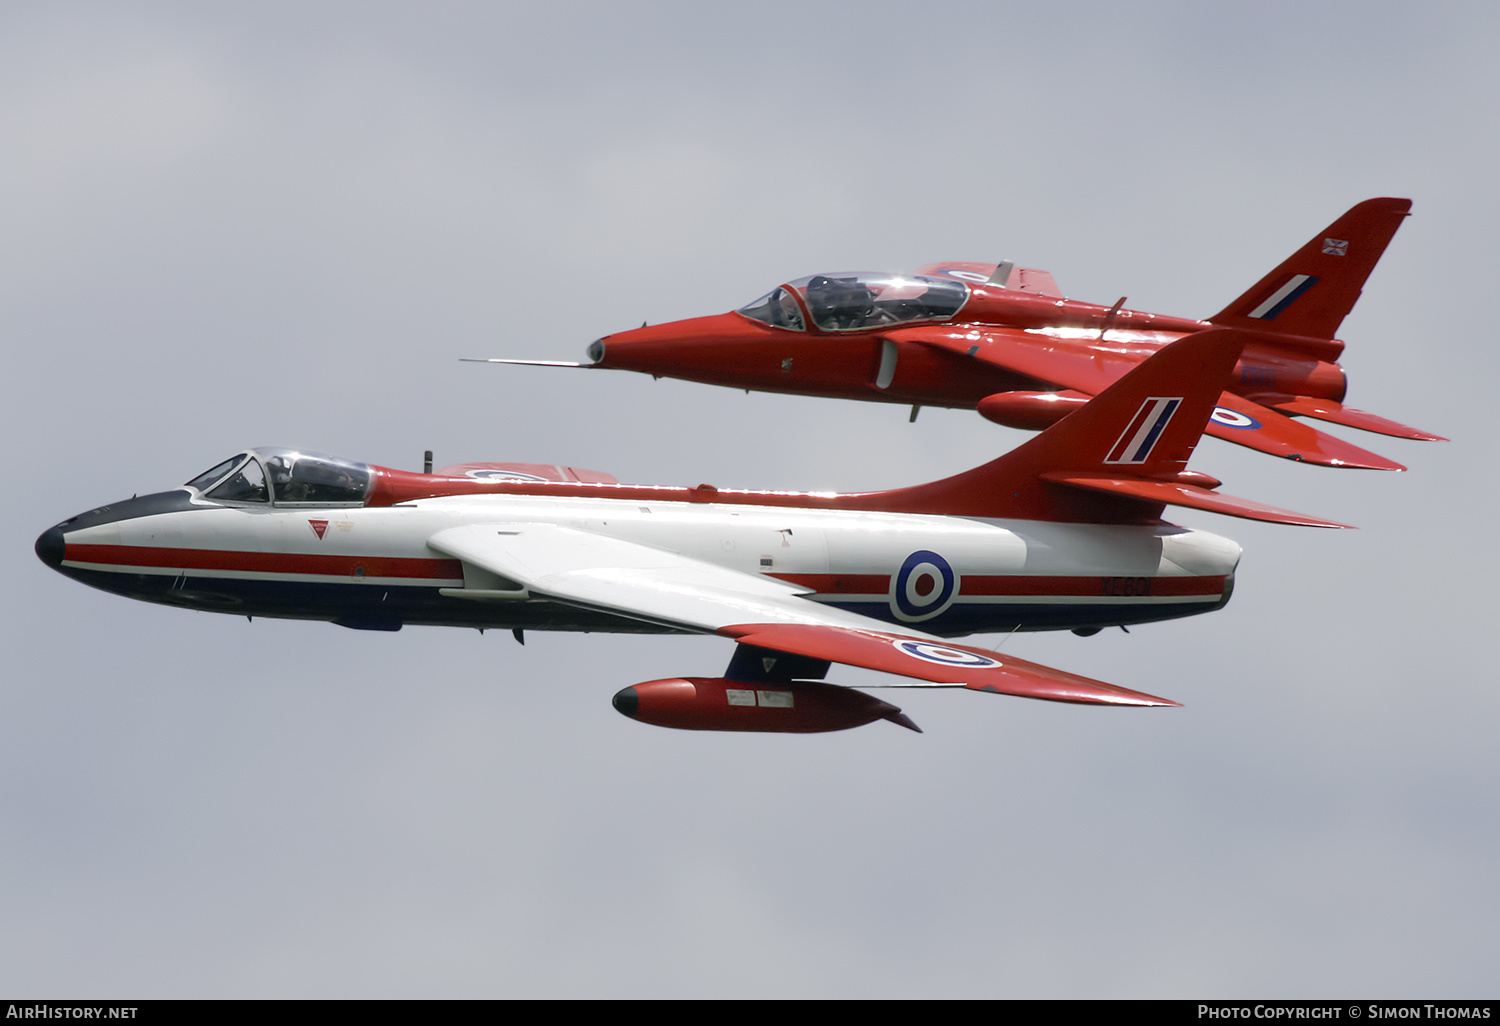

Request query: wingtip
[
  {"left": 884, "top": 710, "right": 923, "bottom": 733},
  {"left": 1083, "top": 692, "right": 1181, "bottom": 708},
  {"left": 1309, "top": 455, "right": 1408, "bottom": 473},
  {"left": 1100, "top": 690, "right": 1181, "bottom": 708}
]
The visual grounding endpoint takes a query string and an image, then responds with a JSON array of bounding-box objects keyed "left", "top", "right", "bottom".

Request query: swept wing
[{"left": 427, "top": 523, "right": 1177, "bottom": 707}]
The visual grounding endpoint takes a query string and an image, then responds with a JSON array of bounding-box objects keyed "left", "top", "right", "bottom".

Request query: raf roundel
[
  {"left": 465, "top": 469, "right": 550, "bottom": 482},
  {"left": 892, "top": 639, "right": 1002, "bottom": 669},
  {"left": 1210, "top": 407, "right": 1262, "bottom": 431},
  {"left": 891, "top": 549, "right": 958, "bottom": 621}
]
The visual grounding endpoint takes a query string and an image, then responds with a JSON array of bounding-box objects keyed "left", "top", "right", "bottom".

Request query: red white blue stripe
[
  {"left": 1105, "top": 397, "right": 1182, "bottom": 464},
  {"left": 1247, "top": 274, "right": 1319, "bottom": 320}
]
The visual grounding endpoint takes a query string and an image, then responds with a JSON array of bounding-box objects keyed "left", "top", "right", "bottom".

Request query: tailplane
[{"left": 869, "top": 329, "right": 1348, "bottom": 528}]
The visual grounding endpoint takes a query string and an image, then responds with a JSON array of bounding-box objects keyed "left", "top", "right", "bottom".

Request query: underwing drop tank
[{"left": 613, "top": 678, "right": 921, "bottom": 733}]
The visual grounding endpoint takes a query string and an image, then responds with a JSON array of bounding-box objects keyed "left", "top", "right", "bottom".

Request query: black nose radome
[
  {"left": 611, "top": 686, "right": 639, "bottom": 719},
  {"left": 35, "top": 525, "right": 65, "bottom": 570}
]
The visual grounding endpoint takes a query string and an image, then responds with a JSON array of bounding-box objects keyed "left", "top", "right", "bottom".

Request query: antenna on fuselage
[
  {"left": 1098, "top": 297, "right": 1127, "bottom": 341},
  {"left": 424, "top": 450, "right": 433, "bottom": 474}
]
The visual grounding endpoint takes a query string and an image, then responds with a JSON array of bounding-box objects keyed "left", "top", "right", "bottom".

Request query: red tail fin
[
  {"left": 868, "top": 329, "right": 1348, "bottom": 527},
  {"left": 1208, "top": 197, "right": 1410, "bottom": 339}
]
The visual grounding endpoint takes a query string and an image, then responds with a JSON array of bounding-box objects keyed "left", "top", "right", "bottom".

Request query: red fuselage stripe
[
  {"left": 66, "top": 546, "right": 1225, "bottom": 598},
  {"left": 770, "top": 572, "right": 1226, "bottom": 597},
  {"left": 66, "top": 544, "right": 463, "bottom": 580}
]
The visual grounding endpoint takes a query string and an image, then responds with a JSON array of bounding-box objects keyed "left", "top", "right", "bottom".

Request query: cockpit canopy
[
  {"left": 737, "top": 272, "right": 968, "bottom": 333},
  {"left": 185, "top": 448, "right": 373, "bottom": 506}
]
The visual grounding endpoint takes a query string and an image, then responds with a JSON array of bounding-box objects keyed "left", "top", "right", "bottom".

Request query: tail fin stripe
[
  {"left": 1248, "top": 274, "right": 1320, "bottom": 319},
  {"left": 1105, "top": 397, "right": 1182, "bottom": 464}
]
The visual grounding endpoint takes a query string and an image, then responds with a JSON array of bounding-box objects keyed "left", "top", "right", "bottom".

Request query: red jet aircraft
[
  {"left": 41, "top": 329, "right": 1342, "bottom": 733},
  {"left": 485, "top": 197, "right": 1442, "bottom": 471}
]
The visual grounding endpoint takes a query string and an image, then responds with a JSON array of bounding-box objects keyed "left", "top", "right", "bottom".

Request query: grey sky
[{"left": 4, "top": 0, "right": 1497, "bottom": 998}]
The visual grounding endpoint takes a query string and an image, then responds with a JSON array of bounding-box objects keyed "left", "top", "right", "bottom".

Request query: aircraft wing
[
  {"left": 1209, "top": 392, "right": 1406, "bottom": 470},
  {"left": 427, "top": 523, "right": 1178, "bottom": 707},
  {"left": 719, "top": 623, "right": 1177, "bottom": 706},
  {"left": 428, "top": 522, "right": 861, "bottom": 633},
  {"left": 887, "top": 325, "right": 1408, "bottom": 471}
]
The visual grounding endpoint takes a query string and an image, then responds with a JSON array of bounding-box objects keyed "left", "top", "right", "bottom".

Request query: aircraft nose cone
[
  {"left": 35, "top": 525, "right": 65, "bottom": 570},
  {"left": 611, "top": 686, "right": 639, "bottom": 719}
]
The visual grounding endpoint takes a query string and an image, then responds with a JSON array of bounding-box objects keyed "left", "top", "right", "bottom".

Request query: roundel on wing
[
  {"left": 465, "top": 469, "right": 550, "bottom": 482},
  {"left": 937, "top": 269, "right": 989, "bottom": 284},
  {"left": 1210, "top": 406, "right": 1261, "bottom": 430},
  {"left": 890, "top": 550, "right": 958, "bottom": 622},
  {"left": 892, "top": 639, "right": 1001, "bottom": 669}
]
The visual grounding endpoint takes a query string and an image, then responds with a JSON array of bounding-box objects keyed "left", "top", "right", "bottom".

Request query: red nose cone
[{"left": 593, "top": 313, "right": 782, "bottom": 379}]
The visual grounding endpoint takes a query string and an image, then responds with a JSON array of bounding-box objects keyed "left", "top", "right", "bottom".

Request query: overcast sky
[{"left": 4, "top": 0, "right": 1497, "bottom": 999}]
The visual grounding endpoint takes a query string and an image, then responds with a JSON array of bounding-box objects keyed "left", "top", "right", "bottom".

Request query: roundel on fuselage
[{"left": 890, "top": 549, "right": 958, "bottom": 622}]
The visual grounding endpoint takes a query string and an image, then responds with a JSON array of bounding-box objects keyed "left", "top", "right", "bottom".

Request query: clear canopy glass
[
  {"left": 737, "top": 286, "right": 806, "bottom": 330},
  {"left": 207, "top": 457, "right": 269, "bottom": 503},
  {"left": 185, "top": 448, "right": 373, "bottom": 506},
  {"left": 738, "top": 272, "right": 968, "bottom": 333}
]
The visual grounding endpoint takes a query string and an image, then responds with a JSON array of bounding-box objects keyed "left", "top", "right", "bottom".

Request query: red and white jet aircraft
[
  {"left": 38, "top": 329, "right": 1341, "bottom": 733},
  {"left": 487, "top": 198, "right": 1442, "bottom": 471}
]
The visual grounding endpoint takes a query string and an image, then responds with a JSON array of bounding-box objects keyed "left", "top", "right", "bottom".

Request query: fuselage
[
  {"left": 38, "top": 482, "right": 1239, "bottom": 637},
  {"left": 591, "top": 279, "right": 1349, "bottom": 410}
]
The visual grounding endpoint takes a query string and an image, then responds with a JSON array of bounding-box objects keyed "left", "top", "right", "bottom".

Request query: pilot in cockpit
[{"left": 805, "top": 275, "right": 876, "bottom": 330}]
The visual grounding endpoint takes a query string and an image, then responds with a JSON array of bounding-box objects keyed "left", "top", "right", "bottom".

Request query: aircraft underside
[{"left": 56, "top": 562, "right": 1232, "bottom": 637}]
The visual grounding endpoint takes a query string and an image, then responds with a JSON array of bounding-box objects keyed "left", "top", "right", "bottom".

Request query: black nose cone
[
  {"left": 611, "top": 686, "right": 639, "bottom": 719},
  {"left": 35, "top": 525, "right": 65, "bottom": 570}
]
